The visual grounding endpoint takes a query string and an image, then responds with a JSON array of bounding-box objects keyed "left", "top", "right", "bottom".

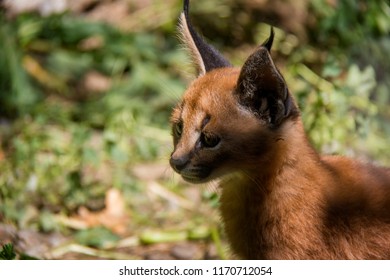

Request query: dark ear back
[
  {"left": 179, "top": 0, "right": 231, "bottom": 76},
  {"left": 235, "top": 28, "right": 299, "bottom": 127}
]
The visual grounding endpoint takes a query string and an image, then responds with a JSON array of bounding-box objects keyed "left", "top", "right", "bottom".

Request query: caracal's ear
[
  {"left": 178, "top": 0, "right": 231, "bottom": 76},
  {"left": 235, "top": 27, "right": 299, "bottom": 127}
]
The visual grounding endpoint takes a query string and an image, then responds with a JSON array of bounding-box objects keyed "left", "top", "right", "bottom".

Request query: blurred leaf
[
  {"left": 75, "top": 227, "right": 120, "bottom": 249},
  {"left": 0, "top": 16, "right": 39, "bottom": 116},
  {"left": 188, "top": 226, "right": 211, "bottom": 240},
  {"left": 140, "top": 230, "right": 187, "bottom": 245},
  {"left": 64, "top": 188, "right": 130, "bottom": 235}
]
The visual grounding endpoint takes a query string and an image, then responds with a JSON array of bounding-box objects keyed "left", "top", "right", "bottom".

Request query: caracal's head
[{"left": 170, "top": 0, "right": 300, "bottom": 183}]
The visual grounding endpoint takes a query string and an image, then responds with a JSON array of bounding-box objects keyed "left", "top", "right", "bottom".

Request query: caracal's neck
[
  {"left": 219, "top": 118, "right": 327, "bottom": 259},
  {"left": 233, "top": 118, "right": 321, "bottom": 188}
]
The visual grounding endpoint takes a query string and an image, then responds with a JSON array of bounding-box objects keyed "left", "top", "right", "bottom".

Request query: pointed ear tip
[
  {"left": 270, "top": 26, "right": 275, "bottom": 37},
  {"left": 261, "top": 26, "right": 275, "bottom": 52}
]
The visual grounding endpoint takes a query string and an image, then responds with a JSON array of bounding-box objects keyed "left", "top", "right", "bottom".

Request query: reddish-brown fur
[
  {"left": 171, "top": 1, "right": 390, "bottom": 259},
  {"left": 170, "top": 68, "right": 390, "bottom": 259}
]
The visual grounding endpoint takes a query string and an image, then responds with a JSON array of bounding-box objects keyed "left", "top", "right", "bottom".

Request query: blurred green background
[{"left": 0, "top": 0, "right": 389, "bottom": 259}]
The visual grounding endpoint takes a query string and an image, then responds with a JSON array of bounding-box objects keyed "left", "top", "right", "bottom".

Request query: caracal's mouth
[{"left": 179, "top": 166, "right": 212, "bottom": 184}]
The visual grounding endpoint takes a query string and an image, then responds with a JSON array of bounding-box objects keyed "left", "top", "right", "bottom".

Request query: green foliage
[
  {"left": 310, "top": 0, "right": 390, "bottom": 47},
  {"left": 290, "top": 61, "right": 388, "bottom": 159},
  {"left": 296, "top": 0, "right": 389, "bottom": 163},
  {"left": 0, "top": 243, "right": 17, "bottom": 260},
  {"left": 0, "top": 14, "right": 39, "bottom": 116},
  {"left": 0, "top": 243, "right": 39, "bottom": 260},
  {"left": 0, "top": 11, "right": 184, "bottom": 226}
]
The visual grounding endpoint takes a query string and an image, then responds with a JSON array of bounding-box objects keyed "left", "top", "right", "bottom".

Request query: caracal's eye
[
  {"left": 201, "top": 132, "right": 220, "bottom": 148},
  {"left": 174, "top": 122, "right": 183, "bottom": 137}
]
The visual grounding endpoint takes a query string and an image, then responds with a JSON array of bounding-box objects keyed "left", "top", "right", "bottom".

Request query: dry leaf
[
  {"left": 63, "top": 188, "right": 130, "bottom": 235},
  {"left": 82, "top": 71, "right": 112, "bottom": 93},
  {"left": 22, "top": 55, "right": 66, "bottom": 91}
]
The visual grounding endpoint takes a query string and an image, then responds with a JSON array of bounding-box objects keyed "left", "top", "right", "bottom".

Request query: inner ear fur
[
  {"left": 235, "top": 29, "right": 299, "bottom": 127},
  {"left": 178, "top": 0, "right": 231, "bottom": 76}
]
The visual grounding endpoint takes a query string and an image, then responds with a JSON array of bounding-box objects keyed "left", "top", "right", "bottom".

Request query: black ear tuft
[
  {"left": 179, "top": 0, "right": 231, "bottom": 76},
  {"left": 261, "top": 27, "right": 275, "bottom": 52},
  {"left": 234, "top": 29, "right": 299, "bottom": 127},
  {"left": 183, "top": 0, "right": 190, "bottom": 17}
]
